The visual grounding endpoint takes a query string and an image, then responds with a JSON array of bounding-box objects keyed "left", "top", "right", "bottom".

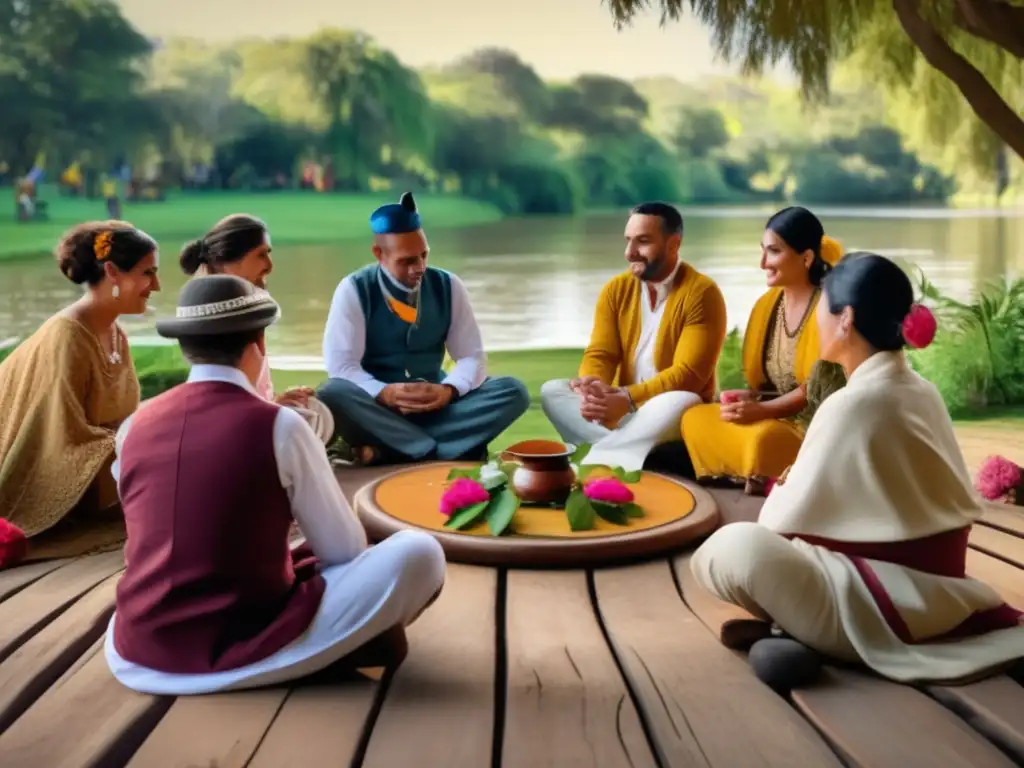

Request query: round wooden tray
[{"left": 353, "top": 462, "right": 721, "bottom": 567}]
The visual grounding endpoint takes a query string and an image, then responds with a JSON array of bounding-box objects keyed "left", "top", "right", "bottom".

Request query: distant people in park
[
  {"left": 60, "top": 162, "right": 84, "bottom": 196},
  {"left": 105, "top": 275, "right": 446, "bottom": 694},
  {"left": 539, "top": 202, "right": 728, "bottom": 472},
  {"left": 681, "top": 207, "right": 847, "bottom": 495},
  {"left": 690, "top": 252, "right": 1024, "bottom": 690},
  {"left": 179, "top": 214, "right": 335, "bottom": 443},
  {"left": 0, "top": 221, "right": 160, "bottom": 568},
  {"left": 15, "top": 177, "right": 48, "bottom": 222},
  {"left": 101, "top": 174, "right": 121, "bottom": 218},
  {"left": 318, "top": 192, "right": 530, "bottom": 466}
]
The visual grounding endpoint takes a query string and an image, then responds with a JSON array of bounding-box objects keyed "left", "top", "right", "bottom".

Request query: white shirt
[
  {"left": 632, "top": 261, "right": 681, "bottom": 385},
  {"left": 322, "top": 269, "right": 486, "bottom": 398},
  {"left": 111, "top": 364, "right": 368, "bottom": 567}
]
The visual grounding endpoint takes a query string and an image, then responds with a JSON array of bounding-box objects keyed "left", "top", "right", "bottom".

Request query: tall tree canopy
[{"left": 602, "top": 0, "right": 1024, "bottom": 163}]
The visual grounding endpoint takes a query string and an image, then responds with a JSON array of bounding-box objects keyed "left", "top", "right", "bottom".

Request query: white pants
[
  {"left": 539, "top": 379, "right": 702, "bottom": 471},
  {"left": 691, "top": 522, "right": 859, "bottom": 661},
  {"left": 105, "top": 530, "right": 446, "bottom": 695}
]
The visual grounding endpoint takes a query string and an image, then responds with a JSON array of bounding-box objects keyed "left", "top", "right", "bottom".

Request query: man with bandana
[
  {"left": 540, "top": 202, "right": 728, "bottom": 472},
  {"left": 317, "top": 192, "right": 530, "bottom": 465}
]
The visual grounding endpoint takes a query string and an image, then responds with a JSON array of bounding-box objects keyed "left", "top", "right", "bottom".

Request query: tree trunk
[
  {"left": 893, "top": 0, "right": 1024, "bottom": 160},
  {"left": 954, "top": 0, "right": 1024, "bottom": 57}
]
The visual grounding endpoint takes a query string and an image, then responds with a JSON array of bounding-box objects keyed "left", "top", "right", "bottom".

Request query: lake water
[{"left": 1, "top": 207, "right": 1021, "bottom": 368}]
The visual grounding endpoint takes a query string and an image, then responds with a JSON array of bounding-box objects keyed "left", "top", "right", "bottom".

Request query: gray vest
[{"left": 349, "top": 264, "right": 452, "bottom": 384}]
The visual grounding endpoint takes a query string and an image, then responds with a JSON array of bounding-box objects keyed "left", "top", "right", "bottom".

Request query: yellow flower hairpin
[{"left": 94, "top": 231, "right": 114, "bottom": 261}]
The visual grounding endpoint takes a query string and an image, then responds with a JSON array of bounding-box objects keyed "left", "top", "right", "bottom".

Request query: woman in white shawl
[
  {"left": 179, "top": 215, "right": 334, "bottom": 443},
  {"left": 691, "top": 252, "right": 1022, "bottom": 690}
]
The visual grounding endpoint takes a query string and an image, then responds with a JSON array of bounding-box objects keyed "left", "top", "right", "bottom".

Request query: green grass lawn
[{"left": 0, "top": 186, "right": 503, "bottom": 261}]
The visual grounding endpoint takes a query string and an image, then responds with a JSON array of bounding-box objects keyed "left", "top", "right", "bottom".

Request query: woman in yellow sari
[
  {"left": 0, "top": 221, "right": 160, "bottom": 566},
  {"left": 681, "top": 207, "right": 846, "bottom": 495}
]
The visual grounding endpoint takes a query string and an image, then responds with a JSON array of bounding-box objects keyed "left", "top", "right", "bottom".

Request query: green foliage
[
  {"left": 910, "top": 275, "right": 1024, "bottom": 415},
  {"left": 716, "top": 329, "right": 746, "bottom": 391},
  {"left": 602, "top": 0, "right": 1024, "bottom": 176}
]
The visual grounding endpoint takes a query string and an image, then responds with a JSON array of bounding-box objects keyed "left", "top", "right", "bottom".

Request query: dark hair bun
[
  {"left": 56, "top": 223, "right": 104, "bottom": 285},
  {"left": 179, "top": 239, "right": 205, "bottom": 275},
  {"left": 54, "top": 220, "right": 156, "bottom": 286}
]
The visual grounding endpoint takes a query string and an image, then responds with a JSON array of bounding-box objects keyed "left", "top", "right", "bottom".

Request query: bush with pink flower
[{"left": 974, "top": 456, "right": 1024, "bottom": 505}]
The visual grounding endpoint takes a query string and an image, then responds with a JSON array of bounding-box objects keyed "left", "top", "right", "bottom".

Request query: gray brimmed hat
[{"left": 156, "top": 274, "right": 281, "bottom": 338}]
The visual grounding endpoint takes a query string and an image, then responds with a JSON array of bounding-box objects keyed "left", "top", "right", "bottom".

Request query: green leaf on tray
[
  {"left": 443, "top": 501, "right": 489, "bottom": 530},
  {"left": 623, "top": 502, "right": 644, "bottom": 518},
  {"left": 610, "top": 466, "right": 642, "bottom": 483},
  {"left": 592, "top": 501, "right": 629, "bottom": 525},
  {"left": 565, "top": 488, "right": 596, "bottom": 531},
  {"left": 481, "top": 472, "right": 508, "bottom": 491},
  {"left": 446, "top": 467, "right": 479, "bottom": 481},
  {"left": 570, "top": 442, "right": 592, "bottom": 465},
  {"left": 486, "top": 487, "right": 520, "bottom": 536}
]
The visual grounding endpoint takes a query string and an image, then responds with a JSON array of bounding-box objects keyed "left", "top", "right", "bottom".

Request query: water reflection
[{"left": 0, "top": 208, "right": 1019, "bottom": 367}]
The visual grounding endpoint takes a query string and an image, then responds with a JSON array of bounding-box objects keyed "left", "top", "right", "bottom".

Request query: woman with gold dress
[
  {"left": 0, "top": 221, "right": 161, "bottom": 566},
  {"left": 681, "top": 207, "right": 846, "bottom": 495}
]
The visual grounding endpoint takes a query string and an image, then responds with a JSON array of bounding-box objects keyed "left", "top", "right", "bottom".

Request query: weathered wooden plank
[
  {"left": 0, "top": 643, "right": 171, "bottom": 767},
  {"left": 980, "top": 505, "right": 1024, "bottom": 539},
  {"left": 0, "top": 551, "right": 123, "bottom": 664},
  {"left": 0, "top": 559, "right": 73, "bottom": 603},
  {"left": 129, "top": 689, "right": 288, "bottom": 768},
  {"left": 966, "top": 549, "right": 1024, "bottom": 607},
  {"left": 249, "top": 674, "right": 381, "bottom": 768},
  {"left": 705, "top": 487, "right": 762, "bottom": 525},
  {"left": 793, "top": 667, "right": 1017, "bottom": 767},
  {"left": 503, "top": 569, "right": 656, "bottom": 768},
  {"left": 970, "top": 524, "right": 1024, "bottom": 570},
  {"left": 357, "top": 564, "right": 496, "bottom": 768},
  {"left": 594, "top": 561, "right": 842, "bottom": 767},
  {"left": 928, "top": 677, "right": 1024, "bottom": 764},
  {"left": 673, "top": 553, "right": 772, "bottom": 650},
  {"left": 0, "top": 573, "right": 119, "bottom": 733}
]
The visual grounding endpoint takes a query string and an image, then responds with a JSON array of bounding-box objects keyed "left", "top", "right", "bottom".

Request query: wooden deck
[{"left": 0, "top": 466, "right": 1022, "bottom": 767}]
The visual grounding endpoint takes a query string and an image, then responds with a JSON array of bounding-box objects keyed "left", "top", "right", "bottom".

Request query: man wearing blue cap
[{"left": 317, "top": 192, "right": 530, "bottom": 464}]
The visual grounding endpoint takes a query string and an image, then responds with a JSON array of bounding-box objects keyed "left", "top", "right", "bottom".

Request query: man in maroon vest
[{"left": 104, "top": 275, "right": 446, "bottom": 694}]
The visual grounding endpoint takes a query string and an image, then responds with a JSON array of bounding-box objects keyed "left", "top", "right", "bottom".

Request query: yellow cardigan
[
  {"left": 578, "top": 263, "right": 727, "bottom": 406},
  {"left": 742, "top": 288, "right": 822, "bottom": 391}
]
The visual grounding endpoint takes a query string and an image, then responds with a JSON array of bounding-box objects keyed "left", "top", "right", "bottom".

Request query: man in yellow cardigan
[{"left": 540, "top": 202, "right": 727, "bottom": 471}]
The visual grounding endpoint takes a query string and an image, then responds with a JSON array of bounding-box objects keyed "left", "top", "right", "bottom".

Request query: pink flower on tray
[
  {"left": 974, "top": 455, "right": 1022, "bottom": 501},
  {"left": 440, "top": 477, "right": 490, "bottom": 516},
  {"left": 583, "top": 476, "right": 634, "bottom": 505}
]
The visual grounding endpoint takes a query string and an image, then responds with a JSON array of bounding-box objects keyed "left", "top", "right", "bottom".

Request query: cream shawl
[{"left": 760, "top": 351, "right": 1023, "bottom": 683}]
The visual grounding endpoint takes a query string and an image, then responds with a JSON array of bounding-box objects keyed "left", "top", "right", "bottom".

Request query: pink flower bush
[
  {"left": 439, "top": 477, "right": 490, "bottom": 516},
  {"left": 583, "top": 476, "right": 634, "bottom": 505},
  {"left": 902, "top": 304, "right": 937, "bottom": 349},
  {"left": 974, "top": 456, "right": 1022, "bottom": 501}
]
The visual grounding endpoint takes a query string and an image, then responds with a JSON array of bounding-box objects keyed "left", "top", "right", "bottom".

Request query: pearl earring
[{"left": 112, "top": 284, "right": 120, "bottom": 298}]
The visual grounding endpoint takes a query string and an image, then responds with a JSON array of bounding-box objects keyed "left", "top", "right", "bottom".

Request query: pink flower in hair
[
  {"left": 439, "top": 477, "right": 490, "bottom": 516},
  {"left": 583, "top": 476, "right": 634, "bottom": 505},
  {"left": 974, "top": 456, "right": 1022, "bottom": 501},
  {"left": 903, "top": 304, "right": 937, "bottom": 349}
]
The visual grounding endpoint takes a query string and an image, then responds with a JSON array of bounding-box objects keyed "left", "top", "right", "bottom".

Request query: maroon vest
[{"left": 113, "top": 380, "right": 326, "bottom": 674}]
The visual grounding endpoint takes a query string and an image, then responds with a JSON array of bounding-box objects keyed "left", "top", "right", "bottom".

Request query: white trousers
[
  {"left": 690, "top": 522, "right": 858, "bottom": 660},
  {"left": 539, "top": 379, "right": 702, "bottom": 471},
  {"left": 105, "top": 530, "right": 446, "bottom": 695}
]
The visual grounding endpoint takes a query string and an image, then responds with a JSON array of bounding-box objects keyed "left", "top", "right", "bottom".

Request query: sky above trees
[{"left": 116, "top": 0, "right": 790, "bottom": 81}]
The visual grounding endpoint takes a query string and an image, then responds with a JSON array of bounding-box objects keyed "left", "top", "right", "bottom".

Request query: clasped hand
[
  {"left": 571, "top": 376, "right": 630, "bottom": 427},
  {"left": 377, "top": 382, "right": 454, "bottom": 414}
]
